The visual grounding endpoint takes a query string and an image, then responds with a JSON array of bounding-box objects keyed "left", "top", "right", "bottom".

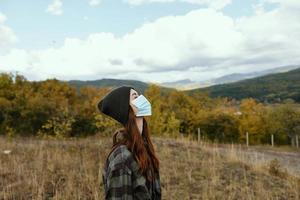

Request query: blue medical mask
[{"left": 131, "top": 95, "right": 152, "bottom": 117}]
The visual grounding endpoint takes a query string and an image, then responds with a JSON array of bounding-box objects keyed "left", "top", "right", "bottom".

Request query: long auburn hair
[{"left": 107, "top": 106, "right": 159, "bottom": 181}]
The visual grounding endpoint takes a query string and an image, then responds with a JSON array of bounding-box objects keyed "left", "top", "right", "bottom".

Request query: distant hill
[
  {"left": 158, "top": 65, "right": 300, "bottom": 90},
  {"left": 64, "top": 66, "right": 300, "bottom": 102},
  {"left": 210, "top": 65, "right": 300, "bottom": 85},
  {"left": 187, "top": 67, "right": 300, "bottom": 103},
  {"left": 65, "top": 78, "right": 174, "bottom": 94},
  {"left": 160, "top": 79, "right": 204, "bottom": 90}
]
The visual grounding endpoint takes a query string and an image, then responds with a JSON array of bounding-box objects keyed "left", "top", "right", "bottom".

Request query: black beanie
[{"left": 97, "top": 85, "right": 135, "bottom": 126}]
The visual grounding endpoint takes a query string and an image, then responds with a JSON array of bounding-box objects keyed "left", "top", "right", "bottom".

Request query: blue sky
[
  {"left": 0, "top": 0, "right": 298, "bottom": 83},
  {"left": 1, "top": 0, "right": 205, "bottom": 49},
  {"left": 0, "top": 0, "right": 259, "bottom": 49}
]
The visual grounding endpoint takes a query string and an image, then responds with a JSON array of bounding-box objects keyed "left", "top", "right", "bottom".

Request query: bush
[{"left": 268, "top": 159, "right": 287, "bottom": 178}]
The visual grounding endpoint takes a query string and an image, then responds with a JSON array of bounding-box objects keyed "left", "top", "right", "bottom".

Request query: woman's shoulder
[
  {"left": 108, "top": 145, "right": 131, "bottom": 162},
  {"left": 107, "top": 144, "right": 142, "bottom": 175},
  {"left": 106, "top": 145, "right": 136, "bottom": 171}
]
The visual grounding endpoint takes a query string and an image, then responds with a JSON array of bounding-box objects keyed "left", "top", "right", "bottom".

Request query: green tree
[
  {"left": 199, "top": 111, "right": 239, "bottom": 143},
  {"left": 273, "top": 104, "right": 300, "bottom": 146}
]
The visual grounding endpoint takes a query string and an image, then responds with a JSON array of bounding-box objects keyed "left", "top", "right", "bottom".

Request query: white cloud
[
  {"left": 124, "top": 0, "right": 232, "bottom": 10},
  {"left": 0, "top": 12, "right": 17, "bottom": 53},
  {"left": 263, "top": 0, "right": 300, "bottom": 8},
  {"left": 46, "top": 0, "right": 63, "bottom": 16},
  {"left": 89, "top": 0, "right": 102, "bottom": 6},
  {"left": 1, "top": 1, "right": 300, "bottom": 82},
  {"left": 0, "top": 13, "right": 7, "bottom": 23},
  {"left": 234, "top": 0, "right": 300, "bottom": 67}
]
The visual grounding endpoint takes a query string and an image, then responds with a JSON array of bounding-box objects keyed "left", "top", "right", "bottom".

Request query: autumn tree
[{"left": 238, "top": 98, "right": 267, "bottom": 144}]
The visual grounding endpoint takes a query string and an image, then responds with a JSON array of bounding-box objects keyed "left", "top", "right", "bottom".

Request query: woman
[{"left": 97, "top": 85, "right": 161, "bottom": 200}]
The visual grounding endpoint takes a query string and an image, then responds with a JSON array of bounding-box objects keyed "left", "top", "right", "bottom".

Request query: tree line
[{"left": 0, "top": 73, "right": 299, "bottom": 146}]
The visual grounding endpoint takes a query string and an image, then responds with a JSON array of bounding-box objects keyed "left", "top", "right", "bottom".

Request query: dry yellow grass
[{"left": 0, "top": 135, "right": 299, "bottom": 200}]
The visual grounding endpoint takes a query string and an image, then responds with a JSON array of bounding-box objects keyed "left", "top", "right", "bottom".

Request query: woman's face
[{"left": 129, "top": 89, "right": 139, "bottom": 114}]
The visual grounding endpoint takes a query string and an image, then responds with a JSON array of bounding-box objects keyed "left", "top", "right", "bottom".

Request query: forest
[{"left": 0, "top": 72, "right": 300, "bottom": 146}]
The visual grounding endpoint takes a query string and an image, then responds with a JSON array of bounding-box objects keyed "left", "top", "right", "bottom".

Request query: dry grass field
[{"left": 0, "top": 135, "right": 299, "bottom": 200}]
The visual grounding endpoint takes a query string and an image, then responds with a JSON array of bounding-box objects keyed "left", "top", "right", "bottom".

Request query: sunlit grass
[{"left": 0, "top": 135, "right": 299, "bottom": 199}]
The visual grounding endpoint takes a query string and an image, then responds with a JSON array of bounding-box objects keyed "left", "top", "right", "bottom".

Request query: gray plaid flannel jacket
[{"left": 102, "top": 144, "right": 162, "bottom": 200}]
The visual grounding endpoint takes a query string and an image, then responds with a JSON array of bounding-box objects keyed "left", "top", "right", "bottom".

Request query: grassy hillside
[
  {"left": 65, "top": 78, "right": 149, "bottom": 94},
  {"left": 0, "top": 136, "right": 299, "bottom": 199},
  {"left": 65, "top": 78, "right": 174, "bottom": 94},
  {"left": 65, "top": 67, "right": 300, "bottom": 103},
  {"left": 188, "top": 67, "right": 300, "bottom": 103}
]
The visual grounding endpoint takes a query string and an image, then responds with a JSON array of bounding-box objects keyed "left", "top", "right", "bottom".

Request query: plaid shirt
[{"left": 102, "top": 144, "right": 162, "bottom": 200}]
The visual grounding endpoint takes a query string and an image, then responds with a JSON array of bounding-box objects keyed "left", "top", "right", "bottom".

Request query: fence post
[
  {"left": 197, "top": 128, "right": 201, "bottom": 143},
  {"left": 246, "top": 132, "right": 249, "bottom": 147},
  {"left": 296, "top": 135, "right": 299, "bottom": 148},
  {"left": 271, "top": 134, "right": 274, "bottom": 147}
]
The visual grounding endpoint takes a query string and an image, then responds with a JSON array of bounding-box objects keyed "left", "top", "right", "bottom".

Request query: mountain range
[
  {"left": 188, "top": 67, "right": 300, "bottom": 103},
  {"left": 65, "top": 78, "right": 174, "bottom": 94},
  {"left": 160, "top": 65, "right": 300, "bottom": 90},
  {"left": 64, "top": 65, "right": 300, "bottom": 103}
]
